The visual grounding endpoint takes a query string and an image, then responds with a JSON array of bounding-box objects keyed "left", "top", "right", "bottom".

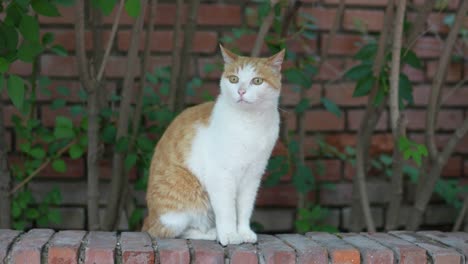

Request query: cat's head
[{"left": 219, "top": 45, "right": 285, "bottom": 109}]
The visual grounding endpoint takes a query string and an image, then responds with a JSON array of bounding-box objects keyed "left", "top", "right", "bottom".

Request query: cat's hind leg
[{"left": 159, "top": 212, "right": 191, "bottom": 237}]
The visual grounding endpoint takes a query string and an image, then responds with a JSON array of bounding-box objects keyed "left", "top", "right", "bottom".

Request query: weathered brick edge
[{"left": 1, "top": 229, "right": 467, "bottom": 264}]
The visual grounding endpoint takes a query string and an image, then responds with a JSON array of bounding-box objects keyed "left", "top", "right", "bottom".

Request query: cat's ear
[
  {"left": 220, "top": 44, "right": 238, "bottom": 64},
  {"left": 267, "top": 49, "right": 285, "bottom": 71}
]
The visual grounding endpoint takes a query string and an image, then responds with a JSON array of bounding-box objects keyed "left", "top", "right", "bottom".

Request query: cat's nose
[{"left": 238, "top": 88, "right": 246, "bottom": 96}]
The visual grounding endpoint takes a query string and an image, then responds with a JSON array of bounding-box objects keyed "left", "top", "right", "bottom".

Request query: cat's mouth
[{"left": 237, "top": 98, "right": 252, "bottom": 104}]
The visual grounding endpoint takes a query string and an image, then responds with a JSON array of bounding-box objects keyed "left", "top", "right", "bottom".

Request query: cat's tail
[{"left": 142, "top": 215, "right": 174, "bottom": 238}]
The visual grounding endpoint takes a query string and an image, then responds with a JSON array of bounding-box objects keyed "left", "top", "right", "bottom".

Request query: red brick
[
  {"left": 99, "top": 159, "right": 138, "bottom": 181},
  {"left": 47, "top": 230, "right": 86, "bottom": 264},
  {"left": 39, "top": 6, "right": 75, "bottom": 24},
  {"left": 41, "top": 55, "right": 78, "bottom": 77},
  {"left": 440, "top": 86, "right": 468, "bottom": 106},
  {"left": 257, "top": 185, "right": 304, "bottom": 207},
  {"left": 299, "top": 8, "right": 337, "bottom": 30},
  {"left": 364, "top": 232, "right": 427, "bottom": 264},
  {"left": 402, "top": 64, "right": 425, "bottom": 82},
  {"left": 323, "top": 0, "right": 388, "bottom": 6},
  {"left": 321, "top": 34, "right": 362, "bottom": 56},
  {"left": 228, "top": 243, "right": 258, "bottom": 264},
  {"left": 277, "top": 234, "right": 327, "bottom": 264},
  {"left": 120, "top": 232, "right": 154, "bottom": 264},
  {"left": 347, "top": 109, "right": 388, "bottom": 131},
  {"left": 442, "top": 157, "right": 462, "bottom": 178},
  {"left": 405, "top": 110, "right": 464, "bottom": 130},
  {"left": 42, "top": 158, "right": 85, "bottom": 179},
  {"left": 117, "top": 31, "right": 218, "bottom": 53},
  {"left": 4, "top": 130, "right": 12, "bottom": 153},
  {"left": 419, "top": 231, "right": 468, "bottom": 258},
  {"left": 391, "top": 231, "right": 462, "bottom": 263},
  {"left": 42, "top": 30, "right": 94, "bottom": 51},
  {"left": 282, "top": 84, "right": 321, "bottom": 106},
  {"left": 310, "top": 160, "right": 342, "bottom": 182},
  {"left": 257, "top": 235, "right": 295, "bottom": 264},
  {"left": 344, "top": 10, "right": 384, "bottom": 32},
  {"left": 413, "top": 37, "right": 443, "bottom": 58},
  {"left": 84, "top": 232, "right": 117, "bottom": 264},
  {"left": 341, "top": 233, "right": 394, "bottom": 264},
  {"left": 304, "top": 110, "right": 345, "bottom": 131},
  {"left": 0, "top": 230, "right": 21, "bottom": 262},
  {"left": 105, "top": 56, "right": 172, "bottom": 78},
  {"left": 156, "top": 238, "right": 190, "bottom": 264},
  {"left": 40, "top": 106, "right": 83, "bottom": 127},
  {"left": 324, "top": 83, "right": 368, "bottom": 106},
  {"left": 413, "top": 0, "right": 459, "bottom": 10},
  {"left": 465, "top": 159, "right": 468, "bottom": 176},
  {"left": 318, "top": 59, "right": 346, "bottom": 80},
  {"left": 325, "top": 133, "right": 394, "bottom": 155},
  {"left": 191, "top": 240, "right": 224, "bottom": 264},
  {"left": 11, "top": 229, "right": 55, "bottom": 264},
  {"left": 427, "top": 62, "right": 462, "bottom": 82},
  {"left": 197, "top": 5, "right": 241, "bottom": 26},
  {"left": 307, "top": 232, "right": 361, "bottom": 264},
  {"left": 9, "top": 60, "right": 32, "bottom": 75}
]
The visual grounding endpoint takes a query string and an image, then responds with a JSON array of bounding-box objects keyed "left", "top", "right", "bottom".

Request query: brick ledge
[{"left": 0, "top": 229, "right": 467, "bottom": 263}]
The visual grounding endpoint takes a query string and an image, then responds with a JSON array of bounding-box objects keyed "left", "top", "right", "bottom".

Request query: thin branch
[
  {"left": 251, "top": 0, "right": 280, "bottom": 57},
  {"left": 168, "top": 0, "right": 184, "bottom": 112},
  {"left": 441, "top": 77, "right": 468, "bottom": 105},
  {"left": 405, "top": 0, "right": 436, "bottom": 47},
  {"left": 454, "top": 195, "right": 468, "bottom": 231},
  {"left": 350, "top": 0, "right": 394, "bottom": 232},
  {"left": 96, "top": 0, "right": 126, "bottom": 82},
  {"left": 9, "top": 140, "right": 77, "bottom": 194},
  {"left": 320, "top": 0, "right": 344, "bottom": 65},
  {"left": 425, "top": 0, "right": 468, "bottom": 160},
  {"left": 103, "top": 0, "right": 147, "bottom": 231},
  {"left": 75, "top": 1, "right": 92, "bottom": 90},
  {"left": 175, "top": 0, "right": 201, "bottom": 113}
]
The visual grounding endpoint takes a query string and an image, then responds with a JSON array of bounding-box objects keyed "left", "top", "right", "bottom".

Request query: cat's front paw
[
  {"left": 217, "top": 231, "right": 242, "bottom": 246},
  {"left": 238, "top": 228, "right": 257, "bottom": 243}
]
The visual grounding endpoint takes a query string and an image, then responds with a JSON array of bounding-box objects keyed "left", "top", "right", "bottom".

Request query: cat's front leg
[
  {"left": 205, "top": 175, "right": 242, "bottom": 246},
  {"left": 237, "top": 176, "right": 262, "bottom": 243}
]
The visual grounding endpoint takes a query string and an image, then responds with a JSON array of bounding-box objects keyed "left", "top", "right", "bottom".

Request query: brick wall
[
  {"left": 3, "top": 0, "right": 468, "bottom": 231},
  {"left": 1, "top": 229, "right": 467, "bottom": 263}
]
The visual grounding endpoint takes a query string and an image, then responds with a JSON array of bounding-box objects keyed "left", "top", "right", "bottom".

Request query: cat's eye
[
  {"left": 252, "top": 77, "right": 263, "bottom": 85},
  {"left": 228, "top": 75, "right": 239, "bottom": 83}
]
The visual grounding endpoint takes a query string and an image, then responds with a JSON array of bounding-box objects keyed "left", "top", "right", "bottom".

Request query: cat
[{"left": 142, "top": 45, "right": 285, "bottom": 245}]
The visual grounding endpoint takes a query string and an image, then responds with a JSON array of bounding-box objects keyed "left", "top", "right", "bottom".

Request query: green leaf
[
  {"left": 0, "top": 75, "right": 4, "bottom": 93},
  {"left": 295, "top": 98, "right": 310, "bottom": 113},
  {"left": 51, "top": 99, "right": 66, "bottom": 109},
  {"left": 54, "top": 116, "right": 75, "bottom": 139},
  {"left": 0, "top": 58, "right": 10, "bottom": 73},
  {"left": 70, "top": 105, "right": 85, "bottom": 116},
  {"left": 402, "top": 49, "right": 422, "bottom": 69},
  {"left": 354, "top": 43, "right": 378, "bottom": 61},
  {"left": 47, "top": 208, "right": 62, "bottom": 223},
  {"left": 51, "top": 44, "right": 68, "bottom": 56},
  {"left": 19, "top": 15, "right": 40, "bottom": 42},
  {"left": 30, "top": 147, "right": 46, "bottom": 159},
  {"left": 12, "top": 200, "right": 21, "bottom": 218},
  {"left": 7, "top": 75, "right": 25, "bottom": 110},
  {"left": 284, "top": 68, "right": 312, "bottom": 88},
  {"left": 101, "top": 125, "right": 116, "bottom": 143},
  {"left": 13, "top": 220, "right": 26, "bottom": 230},
  {"left": 124, "top": 0, "right": 141, "bottom": 18},
  {"left": 129, "top": 208, "right": 144, "bottom": 229},
  {"left": 69, "top": 144, "right": 84, "bottom": 159},
  {"left": 42, "top": 34, "right": 56, "bottom": 47},
  {"left": 321, "top": 97, "right": 341, "bottom": 118},
  {"left": 293, "top": 163, "right": 314, "bottom": 194},
  {"left": 353, "top": 75, "right": 374, "bottom": 97},
  {"left": 124, "top": 153, "right": 138, "bottom": 171},
  {"left": 18, "top": 40, "right": 44, "bottom": 62},
  {"left": 52, "top": 159, "right": 66, "bottom": 173},
  {"left": 116, "top": 136, "right": 129, "bottom": 152},
  {"left": 31, "top": 0, "right": 61, "bottom": 16},
  {"left": 0, "top": 24, "right": 19, "bottom": 51},
  {"left": 344, "top": 64, "right": 373, "bottom": 81},
  {"left": 55, "top": 0, "right": 76, "bottom": 6},
  {"left": 92, "top": 0, "right": 118, "bottom": 15},
  {"left": 25, "top": 208, "right": 40, "bottom": 219}
]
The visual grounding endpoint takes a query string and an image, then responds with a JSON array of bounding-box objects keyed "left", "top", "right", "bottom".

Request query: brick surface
[
  {"left": 190, "top": 239, "right": 224, "bottom": 264},
  {"left": 227, "top": 243, "right": 258, "bottom": 264},
  {"left": 391, "top": 231, "right": 462, "bottom": 264},
  {"left": 307, "top": 232, "right": 361, "bottom": 264},
  {"left": 156, "top": 238, "right": 190, "bottom": 264},
  {"left": 364, "top": 232, "right": 427, "bottom": 264},
  {"left": 277, "top": 234, "right": 328, "bottom": 264},
  {"left": 341, "top": 233, "right": 394, "bottom": 263},
  {"left": 120, "top": 232, "right": 155, "bottom": 264},
  {"left": 47, "top": 230, "right": 86, "bottom": 264},
  {"left": 84, "top": 231, "right": 117, "bottom": 264},
  {"left": 0, "top": 229, "right": 21, "bottom": 262},
  {"left": 343, "top": 9, "right": 384, "bottom": 31},
  {"left": 257, "top": 235, "right": 296, "bottom": 264},
  {"left": 10, "top": 229, "right": 55, "bottom": 264},
  {"left": 419, "top": 231, "right": 468, "bottom": 259}
]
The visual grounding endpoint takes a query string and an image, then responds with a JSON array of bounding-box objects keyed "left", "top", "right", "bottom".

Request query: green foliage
[
  {"left": 295, "top": 205, "right": 339, "bottom": 233},
  {"left": 397, "top": 136, "right": 428, "bottom": 166}
]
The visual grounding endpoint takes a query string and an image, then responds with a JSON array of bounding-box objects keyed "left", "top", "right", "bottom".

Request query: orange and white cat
[{"left": 142, "top": 45, "right": 284, "bottom": 245}]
